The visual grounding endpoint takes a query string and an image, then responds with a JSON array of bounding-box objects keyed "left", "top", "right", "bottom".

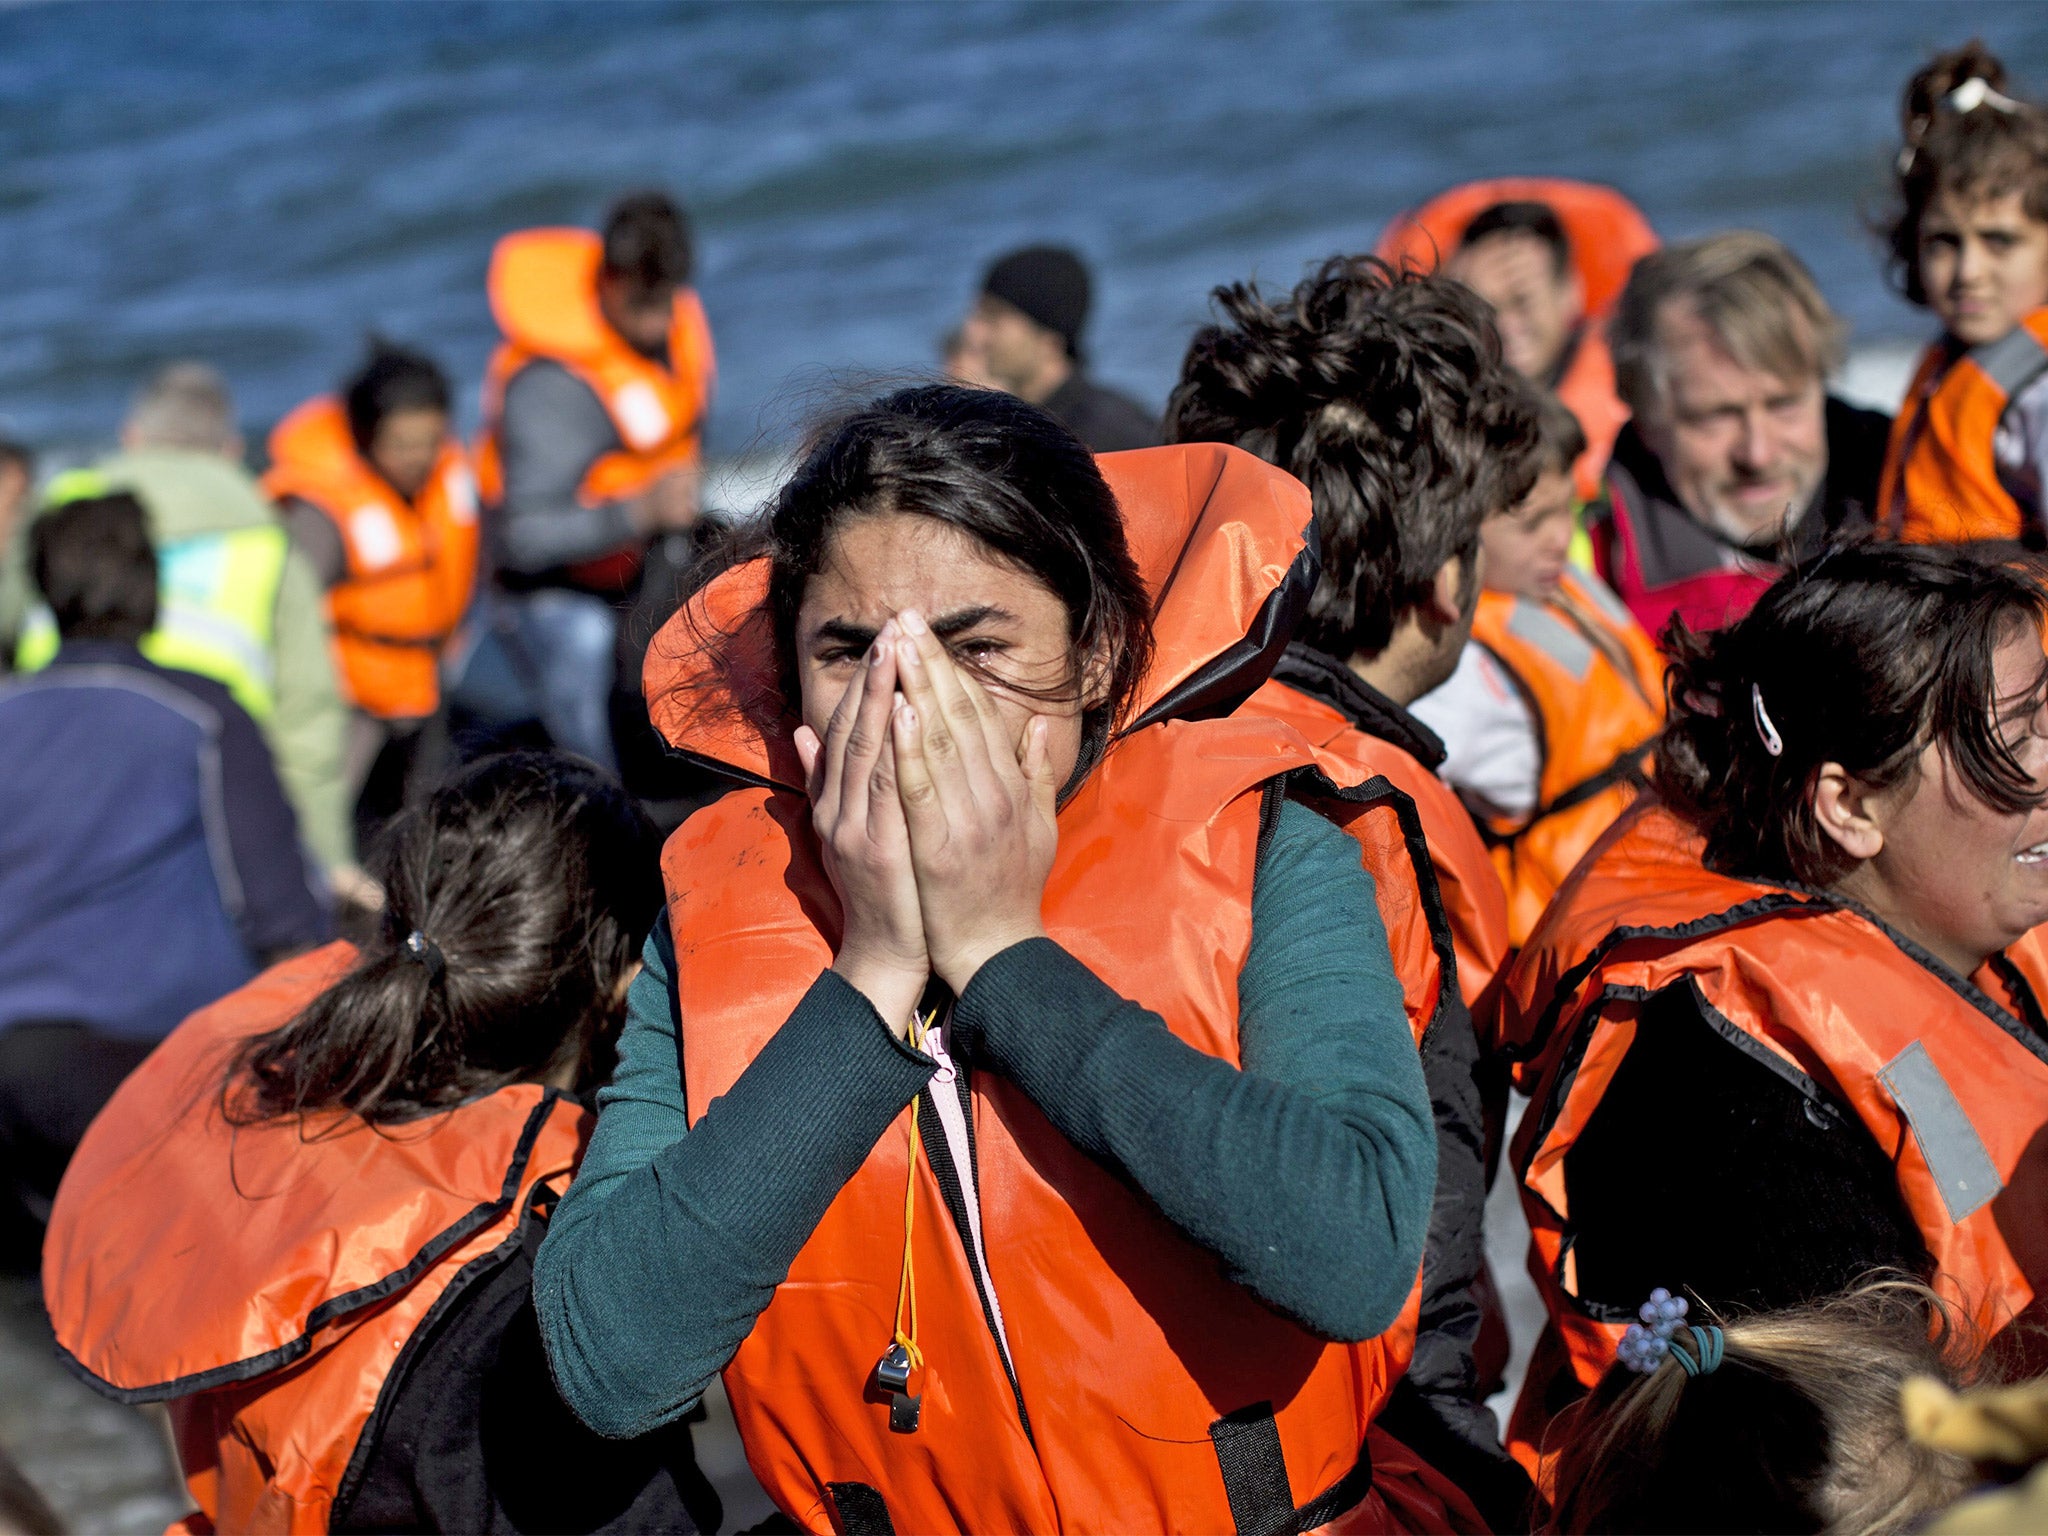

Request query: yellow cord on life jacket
[
  {"left": 892, "top": 1009, "right": 935, "bottom": 1377},
  {"left": 873, "top": 1009, "right": 938, "bottom": 1432}
]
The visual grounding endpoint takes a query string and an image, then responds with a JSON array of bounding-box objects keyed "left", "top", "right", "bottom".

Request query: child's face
[
  {"left": 1480, "top": 468, "right": 1575, "bottom": 602},
  {"left": 1918, "top": 187, "right": 2048, "bottom": 346}
]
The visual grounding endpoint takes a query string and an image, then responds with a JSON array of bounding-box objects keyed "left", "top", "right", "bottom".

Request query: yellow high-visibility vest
[{"left": 16, "top": 524, "right": 287, "bottom": 720}]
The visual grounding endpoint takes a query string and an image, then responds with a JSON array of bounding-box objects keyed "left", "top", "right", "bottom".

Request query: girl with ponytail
[
  {"left": 43, "top": 752, "right": 721, "bottom": 1534},
  {"left": 1492, "top": 542, "right": 2048, "bottom": 1481},
  {"left": 1880, "top": 41, "right": 2048, "bottom": 543},
  {"left": 1543, "top": 1280, "right": 1988, "bottom": 1535}
]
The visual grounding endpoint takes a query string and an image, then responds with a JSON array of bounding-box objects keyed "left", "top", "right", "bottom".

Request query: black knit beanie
[{"left": 980, "top": 246, "right": 1091, "bottom": 358}]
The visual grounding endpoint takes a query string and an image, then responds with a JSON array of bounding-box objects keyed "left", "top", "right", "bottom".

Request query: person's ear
[
  {"left": 1812, "top": 762, "right": 1887, "bottom": 863},
  {"left": 1427, "top": 553, "right": 1481, "bottom": 626},
  {"left": 1565, "top": 266, "right": 1587, "bottom": 322}
]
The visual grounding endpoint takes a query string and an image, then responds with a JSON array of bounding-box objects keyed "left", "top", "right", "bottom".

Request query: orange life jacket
[
  {"left": 475, "top": 227, "right": 717, "bottom": 591},
  {"left": 1880, "top": 309, "right": 2048, "bottom": 545},
  {"left": 642, "top": 443, "right": 1484, "bottom": 1536},
  {"left": 1376, "top": 178, "right": 1658, "bottom": 500},
  {"left": 42, "top": 943, "right": 590, "bottom": 1535},
  {"left": 1467, "top": 569, "right": 1666, "bottom": 947},
  {"left": 1494, "top": 801, "right": 2048, "bottom": 1480},
  {"left": 1250, "top": 676, "right": 1511, "bottom": 1020},
  {"left": 263, "top": 396, "right": 480, "bottom": 719}
]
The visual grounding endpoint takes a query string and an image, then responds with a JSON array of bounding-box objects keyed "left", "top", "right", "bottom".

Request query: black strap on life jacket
[
  {"left": 1477, "top": 741, "right": 1657, "bottom": 850},
  {"left": 1209, "top": 1401, "right": 1375, "bottom": 1536},
  {"left": 825, "top": 1482, "right": 894, "bottom": 1536}
]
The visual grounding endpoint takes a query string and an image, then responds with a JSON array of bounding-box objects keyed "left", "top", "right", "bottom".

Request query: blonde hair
[
  {"left": 1543, "top": 1280, "right": 1987, "bottom": 1536},
  {"left": 1610, "top": 231, "right": 1846, "bottom": 423}
]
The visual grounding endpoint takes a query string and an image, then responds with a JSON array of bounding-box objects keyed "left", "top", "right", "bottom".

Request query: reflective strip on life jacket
[
  {"left": 1469, "top": 571, "right": 1666, "bottom": 946},
  {"left": 1881, "top": 310, "right": 2048, "bottom": 545},
  {"left": 16, "top": 525, "right": 287, "bottom": 720}
]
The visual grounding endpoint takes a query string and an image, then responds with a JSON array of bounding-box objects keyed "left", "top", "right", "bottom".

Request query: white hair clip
[
  {"left": 1752, "top": 683, "right": 1784, "bottom": 758},
  {"left": 1948, "top": 76, "right": 2022, "bottom": 115}
]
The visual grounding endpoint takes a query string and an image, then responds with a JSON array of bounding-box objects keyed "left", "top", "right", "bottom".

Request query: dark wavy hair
[
  {"left": 1166, "top": 255, "right": 1540, "bottom": 659},
  {"left": 1656, "top": 541, "right": 2048, "bottom": 887},
  {"left": 685, "top": 385, "right": 1153, "bottom": 762},
  {"left": 1886, "top": 41, "right": 2048, "bottom": 307},
  {"left": 226, "top": 752, "right": 661, "bottom": 1127}
]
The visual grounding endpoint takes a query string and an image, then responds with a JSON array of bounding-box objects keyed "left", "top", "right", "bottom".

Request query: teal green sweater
[{"left": 535, "top": 800, "right": 1435, "bottom": 1440}]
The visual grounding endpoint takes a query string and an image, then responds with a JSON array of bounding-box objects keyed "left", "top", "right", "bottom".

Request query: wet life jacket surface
[
  {"left": 1376, "top": 177, "right": 1658, "bottom": 500},
  {"left": 476, "top": 226, "right": 717, "bottom": 589},
  {"left": 1496, "top": 801, "right": 2048, "bottom": 1464},
  {"left": 263, "top": 396, "right": 479, "bottom": 720},
  {"left": 42, "top": 944, "right": 590, "bottom": 1535},
  {"left": 1468, "top": 569, "right": 1665, "bottom": 947},
  {"left": 1882, "top": 309, "right": 2048, "bottom": 545},
  {"left": 642, "top": 443, "right": 1482, "bottom": 1535}
]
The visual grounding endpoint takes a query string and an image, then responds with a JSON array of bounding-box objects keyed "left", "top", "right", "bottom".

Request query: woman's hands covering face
[
  {"left": 793, "top": 618, "right": 930, "bottom": 1036},
  {"left": 887, "top": 608, "right": 1059, "bottom": 996},
  {"left": 795, "top": 609, "right": 1061, "bottom": 1031}
]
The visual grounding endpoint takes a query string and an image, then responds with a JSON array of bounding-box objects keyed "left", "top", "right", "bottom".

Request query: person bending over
[
  {"left": 45, "top": 751, "right": 722, "bottom": 1534},
  {"left": 1499, "top": 542, "right": 2048, "bottom": 1483},
  {"left": 535, "top": 385, "right": 1479, "bottom": 1533},
  {"left": 1543, "top": 1280, "right": 1988, "bottom": 1535}
]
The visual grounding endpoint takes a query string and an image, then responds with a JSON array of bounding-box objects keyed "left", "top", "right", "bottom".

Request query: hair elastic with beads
[{"left": 1618, "top": 1289, "right": 1727, "bottom": 1379}]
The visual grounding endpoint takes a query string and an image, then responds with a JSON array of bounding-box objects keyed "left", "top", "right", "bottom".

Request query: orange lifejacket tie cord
[{"left": 875, "top": 1009, "right": 937, "bottom": 1433}]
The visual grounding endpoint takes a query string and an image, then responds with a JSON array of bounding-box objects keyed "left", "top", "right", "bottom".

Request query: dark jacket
[
  {"left": 0, "top": 642, "right": 328, "bottom": 1039},
  {"left": 1043, "top": 372, "right": 1161, "bottom": 453},
  {"left": 1266, "top": 644, "right": 1530, "bottom": 1532},
  {"left": 333, "top": 1192, "right": 723, "bottom": 1534}
]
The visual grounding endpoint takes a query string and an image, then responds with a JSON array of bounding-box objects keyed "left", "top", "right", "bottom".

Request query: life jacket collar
[
  {"left": 1270, "top": 642, "right": 1448, "bottom": 769},
  {"left": 643, "top": 442, "right": 1319, "bottom": 788}
]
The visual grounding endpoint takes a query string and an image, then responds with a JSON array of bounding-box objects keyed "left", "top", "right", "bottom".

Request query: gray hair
[
  {"left": 1610, "top": 232, "right": 1847, "bottom": 423},
  {"left": 125, "top": 362, "right": 238, "bottom": 452}
]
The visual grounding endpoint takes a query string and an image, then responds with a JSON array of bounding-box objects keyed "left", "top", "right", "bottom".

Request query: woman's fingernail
[
  {"left": 898, "top": 637, "right": 922, "bottom": 669},
  {"left": 871, "top": 642, "right": 889, "bottom": 668},
  {"left": 897, "top": 702, "right": 916, "bottom": 728},
  {"left": 900, "top": 609, "right": 927, "bottom": 636}
]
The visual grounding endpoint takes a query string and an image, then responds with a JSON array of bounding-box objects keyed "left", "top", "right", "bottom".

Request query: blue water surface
[{"left": 2, "top": 1, "right": 2044, "bottom": 454}]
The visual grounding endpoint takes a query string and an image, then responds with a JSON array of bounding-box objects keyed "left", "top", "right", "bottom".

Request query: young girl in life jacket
[
  {"left": 44, "top": 752, "right": 726, "bottom": 1535},
  {"left": 1882, "top": 42, "right": 2048, "bottom": 543},
  {"left": 1543, "top": 1280, "right": 1989, "bottom": 1535},
  {"left": 1494, "top": 542, "right": 2048, "bottom": 1480},
  {"left": 533, "top": 385, "right": 1484, "bottom": 1535}
]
